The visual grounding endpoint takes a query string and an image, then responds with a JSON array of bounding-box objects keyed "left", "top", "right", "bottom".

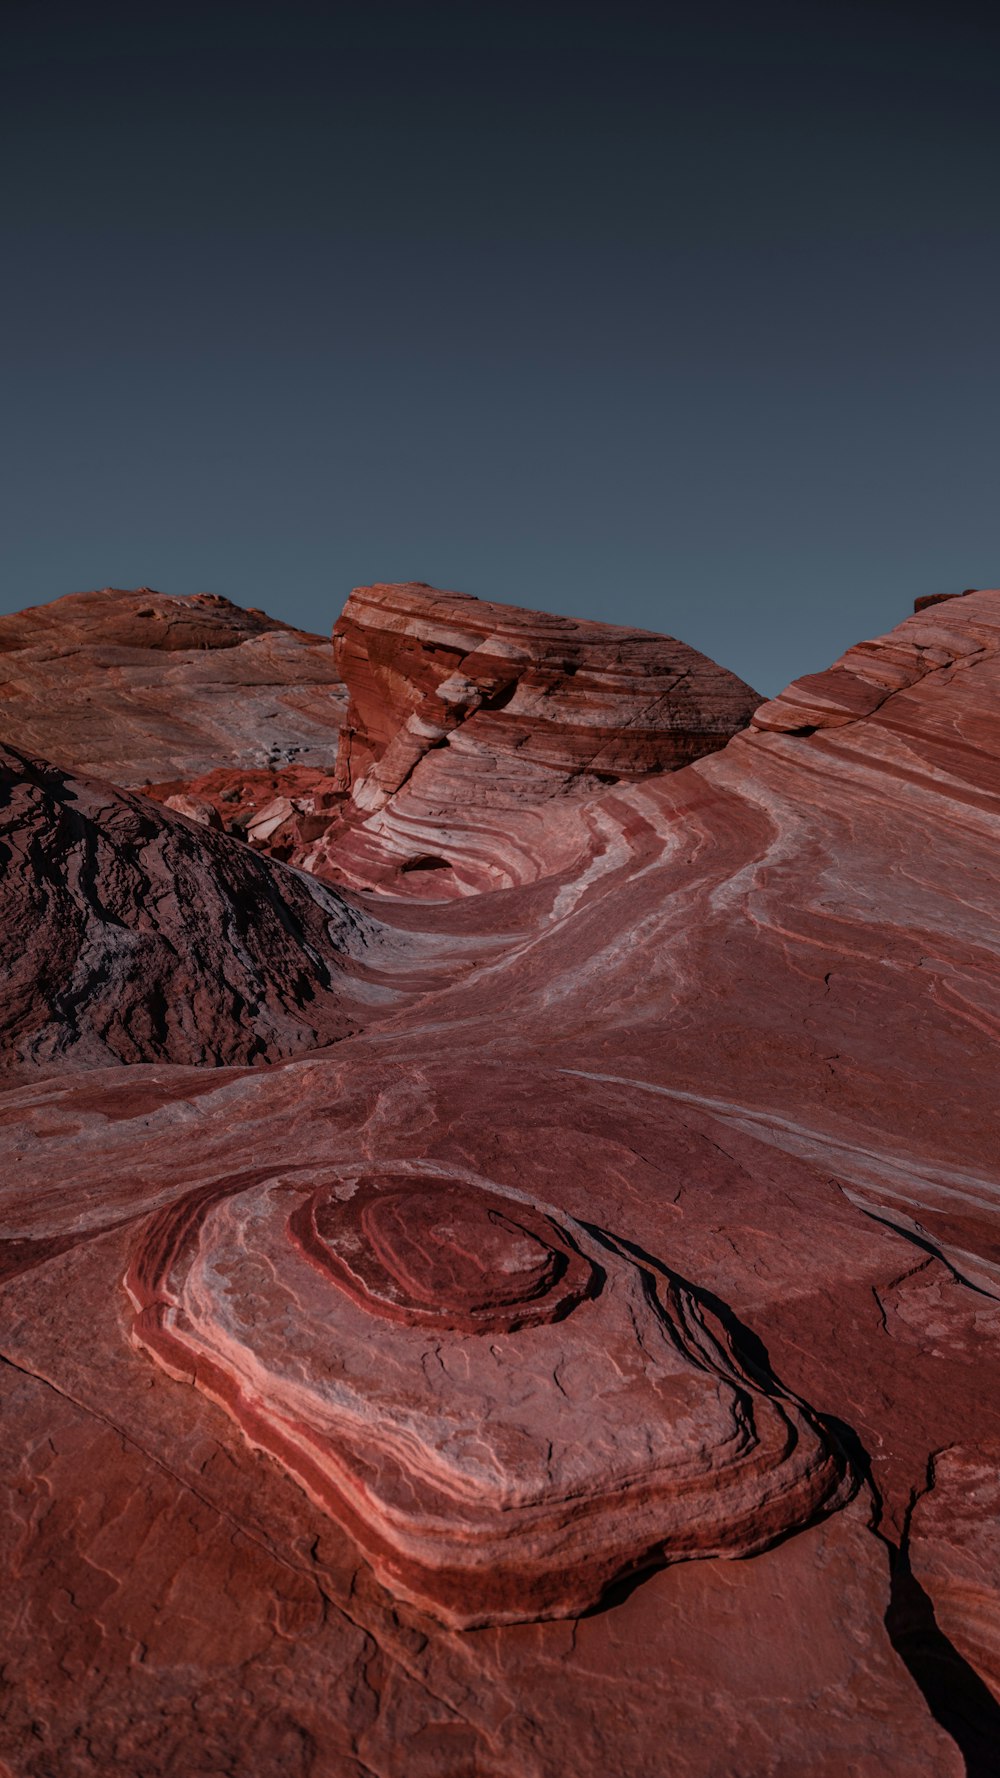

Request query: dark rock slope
[{"left": 0, "top": 743, "right": 387, "bottom": 1072}]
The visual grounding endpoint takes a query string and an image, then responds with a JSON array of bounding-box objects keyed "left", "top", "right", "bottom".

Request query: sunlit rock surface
[{"left": 3, "top": 583, "right": 1000, "bottom": 1776}]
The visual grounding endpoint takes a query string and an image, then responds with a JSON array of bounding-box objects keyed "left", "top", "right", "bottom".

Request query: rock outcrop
[
  {"left": 296, "top": 581, "right": 761, "bottom": 894},
  {"left": 0, "top": 743, "right": 388, "bottom": 1073},
  {"left": 3, "top": 582, "right": 1000, "bottom": 1777},
  {"left": 0, "top": 587, "right": 347, "bottom": 785},
  {"left": 125, "top": 1159, "right": 850, "bottom": 1628},
  {"left": 909, "top": 1448, "right": 1000, "bottom": 1711}
]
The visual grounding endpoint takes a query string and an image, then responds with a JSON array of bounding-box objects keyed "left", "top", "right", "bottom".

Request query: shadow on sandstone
[{"left": 586, "top": 1224, "right": 1000, "bottom": 1774}]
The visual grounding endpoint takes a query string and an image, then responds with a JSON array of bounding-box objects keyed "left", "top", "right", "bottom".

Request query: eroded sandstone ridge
[
  {"left": 301, "top": 581, "right": 762, "bottom": 892},
  {"left": 2, "top": 581, "right": 1000, "bottom": 1777},
  {"left": 0, "top": 586, "right": 347, "bottom": 786}
]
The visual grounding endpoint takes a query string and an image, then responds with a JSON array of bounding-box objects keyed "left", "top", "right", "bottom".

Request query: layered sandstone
[
  {"left": 3, "top": 583, "right": 1000, "bottom": 1776},
  {"left": 0, "top": 586, "right": 347, "bottom": 785},
  {"left": 125, "top": 1159, "right": 850, "bottom": 1628},
  {"left": 909, "top": 1448, "right": 1000, "bottom": 1708},
  {"left": 296, "top": 581, "right": 761, "bottom": 893}
]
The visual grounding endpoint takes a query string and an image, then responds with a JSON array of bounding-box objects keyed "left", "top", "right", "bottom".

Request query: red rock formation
[
  {"left": 909, "top": 1448, "right": 1000, "bottom": 1708},
  {"left": 0, "top": 586, "right": 347, "bottom": 786},
  {"left": 3, "top": 583, "right": 1000, "bottom": 1775},
  {"left": 125, "top": 1160, "right": 849, "bottom": 1628},
  {"left": 296, "top": 581, "right": 761, "bottom": 894},
  {"left": 161, "top": 791, "right": 223, "bottom": 829}
]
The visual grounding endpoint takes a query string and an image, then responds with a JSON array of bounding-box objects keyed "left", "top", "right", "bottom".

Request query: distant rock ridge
[
  {"left": 751, "top": 591, "right": 995, "bottom": 735},
  {"left": 0, "top": 585, "right": 347, "bottom": 785},
  {"left": 0, "top": 587, "right": 299, "bottom": 655}
]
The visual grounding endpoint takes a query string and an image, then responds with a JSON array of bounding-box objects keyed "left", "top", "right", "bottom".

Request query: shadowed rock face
[
  {"left": 0, "top": 587, "right": 347, "bottom": 785},
  {"left": 3, "top": 583, "right": 1000, "bottom": 1776},
  {"left": 909, "top": 1448, "right": 1000, "bottom": 1709},
  {"left": 0, "top": 743, "right": 389, "bottom": 1073}
]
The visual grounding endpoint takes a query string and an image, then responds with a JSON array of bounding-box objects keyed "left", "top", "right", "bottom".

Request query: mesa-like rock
[
  {"left": 125, "top": 1159, "right": 850, "bottom": 1629},
  {"left": 2, "top": 579, "right": 999, "bottom": 1778}
]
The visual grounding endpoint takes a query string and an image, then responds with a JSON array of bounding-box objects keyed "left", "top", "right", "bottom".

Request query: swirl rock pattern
[
  {"left": 289, "top": 1174, "right": 598, "bottom": 1333},
  {"left": 125, "top": 1165, "right": 850, "bottom": 1628},
  {"left": 6, "top": 582, "right": 1000, "bottom": 1776},
  {"left": 296, "top": 582, "right": 761, "bottom": 895}
]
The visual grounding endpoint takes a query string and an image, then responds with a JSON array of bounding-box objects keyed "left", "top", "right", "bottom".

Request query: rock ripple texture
[
  {"left": 3, "top": 583, "right": 1000, "bottom": 1776},
  {"left": 125, "top": 1163, "right": 849, "bottom": 1627}
]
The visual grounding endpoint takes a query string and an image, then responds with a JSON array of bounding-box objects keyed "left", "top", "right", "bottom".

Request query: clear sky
[{"left": 3, "top": 0, "right": 999, "bottom": 694}]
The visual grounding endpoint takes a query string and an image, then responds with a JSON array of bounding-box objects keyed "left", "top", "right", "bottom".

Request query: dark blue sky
[{"left": 4, "top": 0, "right": 999, "bottom": 693}]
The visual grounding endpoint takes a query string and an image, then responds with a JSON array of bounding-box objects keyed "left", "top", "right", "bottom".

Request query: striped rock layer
[
  {"left": 295, "top": 581, "right": 761, "bottom": 894},
  {"left": 4, "top": 585, "right": 1000, "bottom": 1776}
]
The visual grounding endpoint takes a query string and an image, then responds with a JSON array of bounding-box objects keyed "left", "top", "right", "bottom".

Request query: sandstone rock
[
  {"left": 3, "top": 584, "right": 1000, "bottom": 1775},
  {"left": 913, "top": 590, "right": 977, "bottom": 613},
  {"left": 0, "top": 743, "right": 390, "bottom": 1073},
  {"left": 125, "top": 1159, "right": 851, "bottom": 1628},
  {"left": 244, "top": 793, "right": 299, "bottom": 849},
  {"left": 909, "top": 1447, "right": 1000, "bottom": 1705},
  {"left": 295, "top": 581, "right": 761, "bottom": 894},
  {"left": 145, "top": 764, "right": 343, "bottom": 849},
  {"left": 162, "top": 791, "right": 223, "bottom": 829},
  {"left": 0, "top": 1054, "right": 966, "bottom": 1776},
  {"left": 0, "top": 586, "right": 347, "bottom": 785}
]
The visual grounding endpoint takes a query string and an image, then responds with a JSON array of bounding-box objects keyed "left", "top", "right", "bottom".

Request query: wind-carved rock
[
  {"left": 125, "top": 1162, "right": 851, "bottom": 1628},
  {"left": 296, "top": 583, "right": 761, "bottom": 895}
]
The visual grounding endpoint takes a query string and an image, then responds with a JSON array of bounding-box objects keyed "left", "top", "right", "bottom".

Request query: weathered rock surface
[
  {"left": 909, "top": 1448, "right": 1000, "bottom": 1708},
  {"left": 297, "top": 581, "right": 761, "bottom": 894},
  {"left": 0, "top": 743, "right": 392, "bottom": 1073},
  {"left": 125, "top": 1159, "right": 851, "bottom": 1628},
  {"left": 3, "top": 582, "right": 1000, "bottom": 1776},
  {"left": 0, "top": 586, "right": 347, "bottom": 785}
]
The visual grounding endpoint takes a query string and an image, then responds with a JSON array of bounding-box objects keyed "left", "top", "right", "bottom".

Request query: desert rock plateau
[{"left": 2, "top": 581, "right": 999, "bottom": 1777}]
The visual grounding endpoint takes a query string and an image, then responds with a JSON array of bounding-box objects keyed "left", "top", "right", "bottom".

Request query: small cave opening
[{"left": 399, "top": 853, "right": 453, "bottom": 874}]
